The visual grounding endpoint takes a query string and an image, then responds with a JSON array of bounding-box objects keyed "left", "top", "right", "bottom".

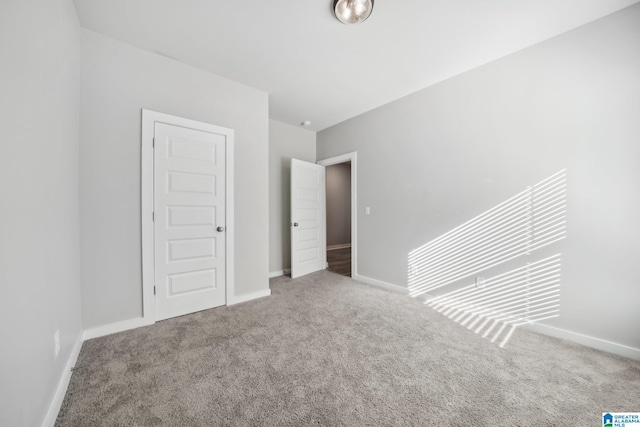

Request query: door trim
[
  {"left": 317, "top": 152, "right": 357, "bottom": 277},
  {"left": 141, "top": 109, "right": 235, "bottom": 324}
]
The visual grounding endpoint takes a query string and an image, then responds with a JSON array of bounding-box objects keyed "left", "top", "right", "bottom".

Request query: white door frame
[
  {"left": 317, "top": 152, "right": 357, "bottom": 277},
  {"left": 141, "top": 109, "right": 235, "bottom": 324}
]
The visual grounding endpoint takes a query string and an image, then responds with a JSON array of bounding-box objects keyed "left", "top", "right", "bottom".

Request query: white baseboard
[
  {"left": 327, "top": 243, "right": 351, "bottom": 251},
  {"left": 82, "top": 288, "right": 275, "bottom": 339},
  {"left": 82, "top": 317, "right": 152, "bottom": 341},
  {"left": 269, "top": 269, "right": 290, "bottom": 278},
  {"left": 42, "top": 332, "right": 83, "bottom": 427},
  {"left": 352, "top": 274, "right": 409, "bottom": 295},
  {"left": 229, "top": 288, "right": 272, "bottom": 305},
  {"left": 523, "top": 322, "right": 640, "bottom": 361}
]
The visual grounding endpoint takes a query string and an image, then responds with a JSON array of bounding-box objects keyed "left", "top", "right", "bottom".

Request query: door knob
[
  {"left": 293, "top": 222, "right": 298, "bottom": 227},
  {"left": 217, "top": 226, "right": 225, "bottom": 232}
]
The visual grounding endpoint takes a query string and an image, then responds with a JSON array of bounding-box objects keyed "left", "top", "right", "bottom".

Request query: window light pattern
[
  {"left": 427, "top": 254, "right": 562, "bottom": 347},
  {"left": 408, "top": 170, "right": 567, "bottom": 297}
]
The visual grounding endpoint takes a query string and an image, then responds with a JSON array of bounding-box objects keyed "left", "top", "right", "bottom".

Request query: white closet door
[{"left": 154, "top": 122, "right": 227, "bottom": 320}]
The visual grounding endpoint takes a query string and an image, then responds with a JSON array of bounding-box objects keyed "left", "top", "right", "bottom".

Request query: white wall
[
  {"left": 326, "top": 163, "right": 351, "bottom": 247},
  {"left": 80, "top": 29, "right": 269, "bottom": 329},
  {"left": 0, "top": 0, "right": 83, "bottom": 425},
  {"left": 269, "top": 120, "right": 316, "bottom": 274},
  {"left": 318, "top": 5, "right": 640, "bottom": 351}
]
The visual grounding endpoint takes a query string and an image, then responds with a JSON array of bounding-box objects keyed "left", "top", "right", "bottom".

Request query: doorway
[
  {"left": 317, "top": 152, "right": 357, "bottom": 278},
  {"left": 325, "top": 162, "right": 352, "bottom": 276}
]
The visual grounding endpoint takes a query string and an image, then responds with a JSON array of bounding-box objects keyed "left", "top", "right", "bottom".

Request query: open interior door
[{"left": 290, "top": 159, "right": 326, "bottom": 279}]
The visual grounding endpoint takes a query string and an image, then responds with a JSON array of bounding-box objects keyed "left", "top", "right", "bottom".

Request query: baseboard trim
[
  {"left": 82, "top": 288, "right": 275, "bottom": 338},
  {"left": 229, "top": 289, "right": 272, "bottom": 305},
  {"left": 269, "top": 269, "right": 290, "bottom": 278},
  {"left": 82, "top": 317, "right": 152, "bottom": 341},
  {"left": 42, "top": 332, "right": 83, "bottom": 427},
  {"left": 523, "top": 322, "right": 640, "bottom": 361},
  {"left": 352, "top": 274, "right": 409, "bottom": 295},
  {"left": 327, "top": 244, "right": 351, "bottom": 251}
]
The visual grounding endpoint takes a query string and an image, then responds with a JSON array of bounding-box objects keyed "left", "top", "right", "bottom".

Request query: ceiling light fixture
[{"left": 333, "top": 0, "right": 374, "bottom": 25}]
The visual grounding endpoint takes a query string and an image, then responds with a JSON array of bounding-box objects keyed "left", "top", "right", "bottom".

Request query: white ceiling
[{"left": 74, "top": 0, "right": 639, "bottom": 131}]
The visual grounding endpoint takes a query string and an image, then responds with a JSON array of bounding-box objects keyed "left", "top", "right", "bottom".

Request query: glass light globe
[{"left": 334, "top": 0, "right": 374, "bottom": 25}]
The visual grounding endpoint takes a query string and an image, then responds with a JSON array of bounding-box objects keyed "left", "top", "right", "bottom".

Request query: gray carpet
[{"left": 56, "top": 271, "right": 640, "bottom": 426}]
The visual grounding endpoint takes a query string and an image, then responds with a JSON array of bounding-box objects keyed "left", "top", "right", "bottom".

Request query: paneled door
[
  {"left": 290, "top": 159, "right": 326, "bottom": 278},
  {"left": 154, "top": 122, "right": 227, "bottom": 320}
]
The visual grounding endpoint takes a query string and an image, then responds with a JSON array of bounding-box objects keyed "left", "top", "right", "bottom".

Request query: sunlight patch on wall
[
  {"left": 407, "top": 170, "right": 567, "bottom": 347},
  {"left": 408, "top": 170, "right": 567, "bottom": 297}
]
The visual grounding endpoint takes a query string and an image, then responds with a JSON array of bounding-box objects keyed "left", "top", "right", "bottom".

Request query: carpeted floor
[{"left": 56, "top": 271, "right": 640, "bottom": 426}]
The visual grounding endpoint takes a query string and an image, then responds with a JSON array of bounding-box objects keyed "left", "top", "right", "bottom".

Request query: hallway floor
[{"left": 327, "top": 247, "right": 351, "bottom": 277}]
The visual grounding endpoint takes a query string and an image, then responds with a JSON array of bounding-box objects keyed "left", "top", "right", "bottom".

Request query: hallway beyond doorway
[{"left": 327, "top": 247, "right": 351, "bottom": 277}]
